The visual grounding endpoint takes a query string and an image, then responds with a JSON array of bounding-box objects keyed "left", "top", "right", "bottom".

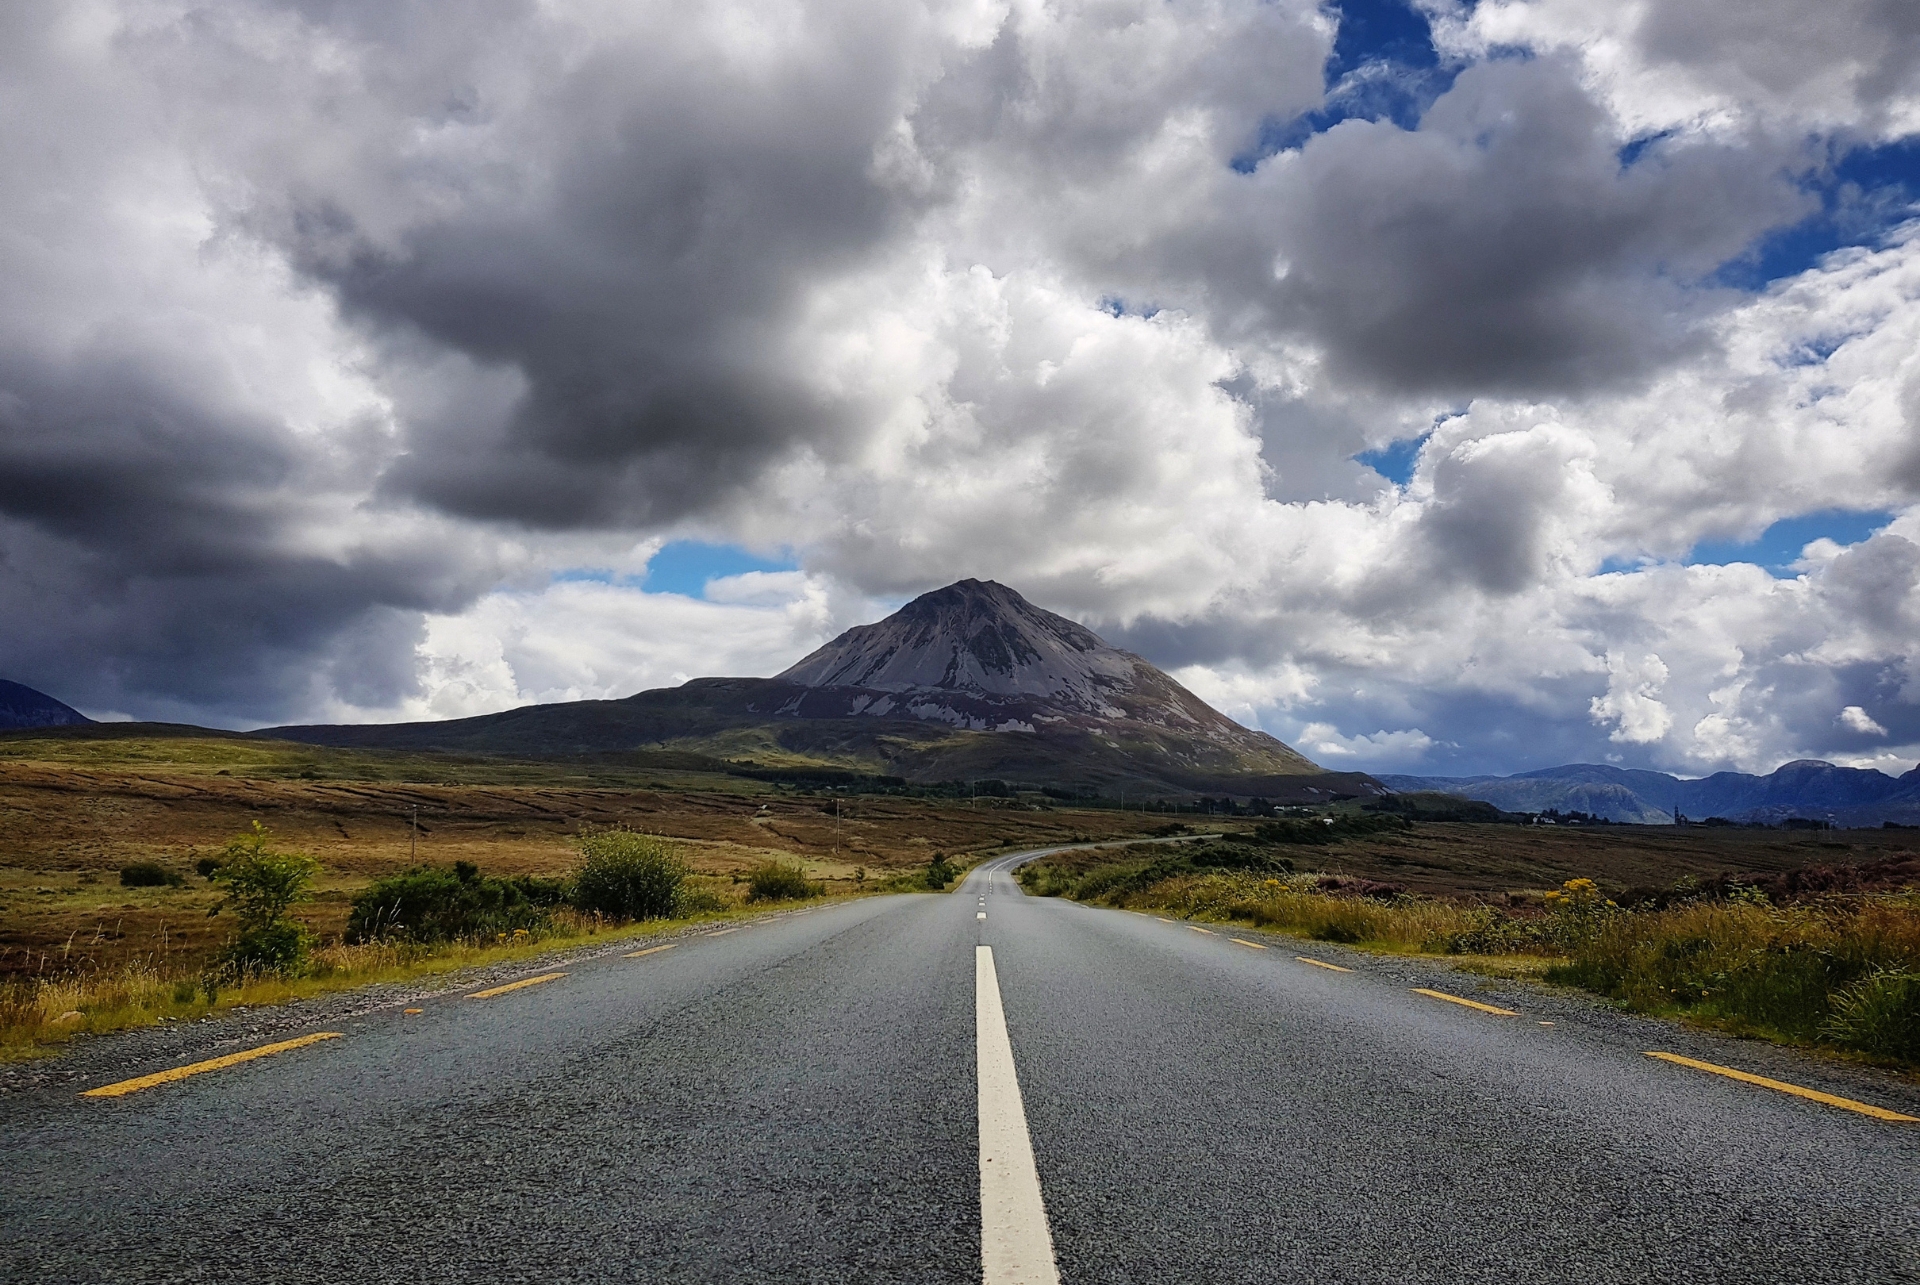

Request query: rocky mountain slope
[
  {"left": 267, "top": 580, "right": 1377, "bottom": 800},
  {"left": 1381, "top": 759, "right": 1920, "bottom": 827}
]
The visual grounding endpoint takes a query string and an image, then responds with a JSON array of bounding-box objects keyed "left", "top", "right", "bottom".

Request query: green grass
[
  {"left": 1023, "top": 855, "right": 1920, "bottom": 1068},
  {"left": 1548, "top": 895, "right": 1920, "bottom": 1060},
  {"left": 0, "top": 891, "right": 874, "bottom": 1063}
]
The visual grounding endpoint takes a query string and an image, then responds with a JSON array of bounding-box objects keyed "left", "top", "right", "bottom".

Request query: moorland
[{"left": 4, "top": 725, "right": 1917, "bottom": 1068}]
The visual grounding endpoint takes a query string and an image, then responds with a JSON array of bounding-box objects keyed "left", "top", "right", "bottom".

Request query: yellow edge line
[
  {"left": 703, "top": 928, "right": 738, "bottom": 937},
  {"left": 625, "top": 943, "right": 678, "bottom": 959},
  {"left": 1296, "top": 956, "right": 1352, "bottom": 972},
  {"left": 1229, "top": 938, "right": 1268, "bottom": 950},
  {"left": 82, "top": 1032, "right": 342, "bottom": 1098},
  {"left": 468, "top": 972, "right": 567, "bottom": 999},
  {"left": 1156, "top": 918, "right": 1174, "bottom": 924},
  {"left": 1646, "top": 1051, "right": 1918, "bottom": 1123},
  {"left": 1412, "top": 987, "right": 1517, "bottom": 1016},
  {"left": 1188, "top": 926, "right": 1215, "bottom": 935}
]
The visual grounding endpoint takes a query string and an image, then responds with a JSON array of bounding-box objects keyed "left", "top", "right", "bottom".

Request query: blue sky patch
[
  {"left": 1717, "top": 138, "right": 1920, "bottom": 289},
  {"left": 1687, "top": 509, "right": 1894, "bottom": 575},
  {"left": 1616, "top": 130, "right": 1676, "bottom": 170},
  {"left": 644, "top": 541, "right": 798, "bottom": 597},
  {"left": 1355, "top": 431, "right": 1431, "bottom": 486},
  {"left": 1234, "top": 0, "right": 1457, "bottom": 171}
]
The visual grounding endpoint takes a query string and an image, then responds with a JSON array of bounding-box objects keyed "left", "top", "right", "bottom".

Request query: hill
[
  {"left": 1380, "top": 759, "right": 1920, "bottom": 827},
  {"left": 0, "top": 680, "right": 92, "bottom": 730},
  {"left": 265, "top": 579, "right": 1379, "bottom": 801}
]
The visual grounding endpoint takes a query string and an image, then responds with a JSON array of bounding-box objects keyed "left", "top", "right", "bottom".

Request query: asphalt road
[{"left": 4, "top": 849, "right": 1917, "bottom": 1283}]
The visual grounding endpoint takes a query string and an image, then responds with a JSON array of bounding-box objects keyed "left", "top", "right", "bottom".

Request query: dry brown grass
[
  {"left": 1, "top": 895, "right": 816, "bottom": 1062},
  {"left": 1089, "top": 868, "right": 1502, "bottom": 952},
  {"left": 0, "top": 741, "right": 1163, "bottom": 980}
]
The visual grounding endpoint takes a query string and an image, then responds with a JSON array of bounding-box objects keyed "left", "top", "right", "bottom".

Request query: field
[
  {"left": 1125, "top": 818, "right": 1920, "bottom": 902},
  {"left": 1019, "top": 829, "right": 1920, "bottom": 1068},
  {"left": 9, "top": 727, "right": 1920, "bottom": 1067},
  {"left": 0, "top": 730, "right": 1162, "bottom": 981}
]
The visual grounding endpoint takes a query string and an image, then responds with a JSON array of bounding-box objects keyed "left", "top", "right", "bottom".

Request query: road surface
[{"left": 4, "top": 848, "right": 1917, "bottom": 1282}]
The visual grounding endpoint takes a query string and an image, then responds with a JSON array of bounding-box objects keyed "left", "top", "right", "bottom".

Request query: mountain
[
  {"left": 0, "top": 680, "right": 92, "bottom": 730},
  {"left": 265, "top": 579, "right": 1378, "bottom": 800},
  {"left": 1380, "top": 759, "right": 1920, "bottom": 827}
]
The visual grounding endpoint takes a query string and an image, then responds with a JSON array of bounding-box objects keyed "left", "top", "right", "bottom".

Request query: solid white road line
[{"left": 976, "top": 946, "right": 1060, "bottom": 1285}]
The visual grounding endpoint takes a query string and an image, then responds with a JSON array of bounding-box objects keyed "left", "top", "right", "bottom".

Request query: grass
[
  {"left": 1022, "top": 852, "right": 1920, "bottom": 1069},
  {"left": 0, "top": 841, "right": 1000, "bottom": 1063},
  {"left": 1549, "top": 894, "right": 1920, "bottom": 1059},
  {"left": 0, "top": 894, "right": 836, "bottom": 1063}
]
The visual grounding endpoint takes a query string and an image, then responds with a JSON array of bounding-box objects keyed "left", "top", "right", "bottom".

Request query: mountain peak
[
  {"left": 770, "top": 578, "right": 1332, "bottom": 781},
  {"left": 776, "top": 579, "right": 1129, "bottom": 705}
]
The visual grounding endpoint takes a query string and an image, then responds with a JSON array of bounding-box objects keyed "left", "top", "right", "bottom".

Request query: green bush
[
  {"left": 209, "top": 823, "right": 318, "bottom": 976},
  {"left": 120, "top": 861, "right": 183, "bottom": 888},
  {"left": 1822, "top": 970, "right": 1920, "bottom": 1061},
  {"left": 345, "top": 861, "right": 557, "bottom": 944},
  {"left": 924, "top": 855, "right": 959, "bottom": 890},
  {"left": 1439, "top": 907, "right": 1546, "bottom": 955},
  {"left": 571, "top": 830, "right": 687, "bottom": 920},
  {"left": 747, "top": 859, "right": 819, "bottom": 902},
  {"left": 224, "top": 920, "right": 310, "bottom": 974},
  {"left": 674, "top": 886, "right": 731, "bottom": 916},
  {"left": 1547, "top": 894, "right": 1920, "bottom": 1054}
]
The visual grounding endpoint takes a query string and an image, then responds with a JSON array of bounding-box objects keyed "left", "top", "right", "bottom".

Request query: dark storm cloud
[
  {"left": 0, "top": 6, "right": 494, "bottom": 722},
  {"left": 0, "top": 339, "right": 495, "bottom": 719},
  {"left": 1256, "top": 58, "right": 1814, "bottom": 395},
  {"left": 232, "top": 0, "right": 934, "bottom": 531}
]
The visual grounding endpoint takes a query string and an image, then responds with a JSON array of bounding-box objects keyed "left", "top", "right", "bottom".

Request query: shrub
[
  {"left": 209, "top": 822, "right": 319, "bottom": 976},
  {"left": 747, "top": 859, "right": 819, "bottom": 902},
  {"left": 120, "top": 861, "right": 183, "bottom": 888},
  {"left": 1439, "top": 906, "right": 1546, "bottom": 955},
  {"left": 1542, "top": 877, "right": 1620, "bottom": 951},
  {"left": 1824, "top": 970, "right": 1920, "bottom": 1062},
  {"left": 924, "top": 855, "right": 959, "bottom": 890},
  {"left": 1547, "top": 893, "right": 1920, "bottom": 1052},
  {"left": 345, "top": 861, "right": 555, "bottom": 944},
  {"left": 570, "top": 830, "right": 687, "bottom": 920},
  {"left": 674, "top": 886, "right": 731, "bottom": 916},
  {"left": 194, "top": 856, "right": 222, "bottom": 879}
]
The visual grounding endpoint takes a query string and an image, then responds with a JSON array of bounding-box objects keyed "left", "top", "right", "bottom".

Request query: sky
[{"left": 3, "top": 0, "right": 1920, "bottom": 779}]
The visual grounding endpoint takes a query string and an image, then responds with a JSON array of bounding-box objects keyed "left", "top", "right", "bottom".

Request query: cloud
[
  {"left": 1440, "top": 0, "right": 1920, "bottom": 139},
  {"left": 1839, "top": 704, "right": 1889, "bottom": 735},
  {"left": 1590, "top": 652, "right": 1674, "bottom": 744},
  {"left": 2, "top": 0, "right": 1919, "bottom": 784},
  {"left": 1247, "top": 58, "right": 1812, "bottom": 395}
]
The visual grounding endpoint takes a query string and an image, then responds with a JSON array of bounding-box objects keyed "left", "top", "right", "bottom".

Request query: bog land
[
  {"left": 0, "top": 728, "right": 1164, "bottom": 980},
  {"left": 5, "top": 725, "right": 1918, "bottom": 1071}
]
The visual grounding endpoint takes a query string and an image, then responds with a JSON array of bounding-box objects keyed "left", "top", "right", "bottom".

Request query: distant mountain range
[
  {"left": 1380, "top": 760, "right": 1920, "bottom": 828},
  {"left": 0, "top": 680, "right": 92, "bottom": 730},
  {"left": 262, "top": 579, "right": 1381, "bottom": 801}
]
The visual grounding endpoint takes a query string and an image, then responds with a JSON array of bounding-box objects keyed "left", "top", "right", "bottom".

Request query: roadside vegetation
[
  {"left": 1021, "top": 840, "right": 1920, "bottom": 1068},
  {"left": 0, "top": 824, "right": 867, "bottom": 1062}
]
